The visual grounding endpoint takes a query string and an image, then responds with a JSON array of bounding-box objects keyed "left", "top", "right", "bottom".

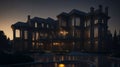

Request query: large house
[{"left": 11, "top": 5, "right": 112, "bottom": 52}]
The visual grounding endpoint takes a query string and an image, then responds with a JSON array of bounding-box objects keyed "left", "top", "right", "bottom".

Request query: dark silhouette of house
[{"left": 11, "top": 5, "right": 112, "bottom": 52}]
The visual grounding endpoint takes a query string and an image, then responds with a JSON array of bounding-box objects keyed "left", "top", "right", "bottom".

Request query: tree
[{"left": 0, "top": 30, "right": 10, "bottom": 51}]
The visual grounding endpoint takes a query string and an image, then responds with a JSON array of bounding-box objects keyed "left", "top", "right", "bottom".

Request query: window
[
  {"left": 94, "top": 20, "right": 98, "bottom": 24},
  {"left": 60, "top": 30, "right": 68, "bottom": 36},
  {"left": 88, "top": 29, "right": 90, "bottom": 38},
  {"left": 36, "top": 32, "right": 39, "bottom": 40},
  {"left": 75, "top": 17, "right": 80, "bottom": 26},
  {"left": 35, "top": 22, "right": 37, "bottom": 28},
  {"left": 72, "top": 17, "right": 75, "bottom": 26},
  {"left": 94, "top": 27, "right": 98, "bottom": 38},
  {"left": 47, "top": 24, "right": 49, "bottom": 28},
  {"left": 42, "top": 23, "right": 44, "bottom": 27},
  {"left": 24, "top": 31, "right": 27, "bottom": 39},
  {"left": 87, "top": 20, "right": 90, "bottom": 26},
  {"left": 16, "top": 30, "right": 20, "bottom": 37},
  {"left": 61, "top": 21, "right": 66, "bottom": 26}
]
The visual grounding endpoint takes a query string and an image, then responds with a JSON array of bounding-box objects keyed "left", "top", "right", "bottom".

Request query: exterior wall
[{"left": 12, "top": 5, "right": 111, "bottom": 52}]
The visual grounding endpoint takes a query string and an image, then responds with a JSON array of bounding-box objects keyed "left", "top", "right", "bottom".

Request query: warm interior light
[
  {"left": 60, "top": 30, "right": 68, "bottom": 36},
  {"left": 59, "top": 64, "right": 65, "bottom": 67},
  {"left": 53, "top": 42, "right": 60, "bottom": 46}
]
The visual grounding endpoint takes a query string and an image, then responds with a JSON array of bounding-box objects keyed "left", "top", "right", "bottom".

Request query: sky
[{"left": 0, "top": 0, "right": 120, "bottom": 40}]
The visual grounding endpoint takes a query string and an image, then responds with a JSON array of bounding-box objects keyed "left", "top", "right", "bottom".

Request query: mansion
[{"left": 11, "top": 5, "right": 112, "bottom": 52}]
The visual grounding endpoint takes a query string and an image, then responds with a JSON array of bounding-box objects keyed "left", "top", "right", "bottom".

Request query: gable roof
[{"left": 69, "top": 9, "right": 87, "bottom": 16}]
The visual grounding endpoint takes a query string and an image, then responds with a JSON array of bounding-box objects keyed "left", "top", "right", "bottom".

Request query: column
[
  {"left": 98, "top": 17, "right": 102, "bottom": 52},
  {"left": 13, "top": 28, "right": 16, "bottom": 50},
  {"left": 13, "top": 29, "right": 16, "bottom": 40},
  {"left": 90, "top": 7, "right": 95, "bottom": 51}
]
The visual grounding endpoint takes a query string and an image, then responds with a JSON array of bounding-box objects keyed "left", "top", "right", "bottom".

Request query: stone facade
[{"left": 11, "top": 5, "right": 112, "bottom": 52}]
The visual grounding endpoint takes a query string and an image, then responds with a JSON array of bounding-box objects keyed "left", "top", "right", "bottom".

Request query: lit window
[
  {"left": 94, "top": 27, "right": 98, "bottom": 38},
  {"left": 53, "top": 42, "right": 60, "bottom": 46},
  {"left": 60, "top": 30, "right": 68, "bottom": 36},
  {"left": 36, "top": 32, "right": 39, "bottom": 40},
  {"left": 94, "top": 20, "right": 98, "bottom": 24},
  {"left": 47, "top": 24, "right": 49, "bottom": 28},
  {"left": 16, "top": 30, "right": 20, "bottom": 37},
  {"left": 42, "top": 23, "right": 44, "bottom": 27},
  {"left": 87, "top": 20, "right": 90, "bottom": 26},
  {"left": 75, "top": 17, "right": 80, "bottom": 26},
  {"left": 35, "top": 22, "right": 37, "bottom": 28},
  {"left": 24, "top": 31, "right": 27, "bottom": 39}
]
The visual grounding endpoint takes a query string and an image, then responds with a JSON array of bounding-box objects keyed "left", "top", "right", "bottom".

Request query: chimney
[
  {"left": 27, "top": 15, "right": 31, "bottom": 22},
  {"left": 99, "top": 5, "right": 103, "bottom": 13},
  {"left": 105, "top": 6, "right": 108, "bottom": 15},
  {"left": 90, "top": 7, "right": 94, "bottom": 13}
]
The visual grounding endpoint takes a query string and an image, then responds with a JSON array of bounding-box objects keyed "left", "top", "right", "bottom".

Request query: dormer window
[{"left": 35, "top": 22, "right": 37, "bottom": 28}]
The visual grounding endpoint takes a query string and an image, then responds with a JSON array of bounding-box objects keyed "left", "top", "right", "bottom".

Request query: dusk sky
[{"left": 0, "top": 0, "right": 120, "bottom": 40}]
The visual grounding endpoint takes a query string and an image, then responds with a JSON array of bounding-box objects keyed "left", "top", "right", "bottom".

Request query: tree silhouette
[{"left": 0, "top": 30, "right": 11, "bottom": 51}]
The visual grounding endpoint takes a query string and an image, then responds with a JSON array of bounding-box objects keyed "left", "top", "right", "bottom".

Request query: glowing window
[
  {"left": 36, "top": 32, "right": 39, "bottom": 40},
  {"left": 75, "top": 17, "right": 80, "bottom": 26},
  {"left": 35, "top": 22, "right": 37, "bottom": 28},
  {"left": 94, "top": 20, "right": 98, "bottom": 24},
  {"left": 16, "top": 30, "right": 20, "bottom": 37},
  {"left": 47, "top": 24, "right": 49, "bottom": 28},
  {"left": 53, "top": 42, "right": 60, "bottom": 46},
  {"left": 94, "top": 27, "right": 98, "bottom": 38},
  {"left": 24, "top": 31, "right": 27, "bottom": 39},
  {"left": 87, "top": 20, "right": 90, "bottom": 26},
  {"left": 60, "top": 30, "right": 68, "bottom": 36},
  {"left": 41, "top": 23, "right": 44, "bottom": 27}
]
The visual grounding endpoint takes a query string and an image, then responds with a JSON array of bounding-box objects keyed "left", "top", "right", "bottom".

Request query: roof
[
  {"left": 12, "top": 22, "right": 28, "bottom": 27},
  {"left": 46, "top": 17, "right": 56, "bottom": 23},
  {"left": 57, "top": 12, "right": 69, "bottom": 17},
  {"left": 69, "top": 9, "right": 87, "bottom": 16},
  {"left": 31, "top": 17, "right": 46, "bottom": 23}
]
